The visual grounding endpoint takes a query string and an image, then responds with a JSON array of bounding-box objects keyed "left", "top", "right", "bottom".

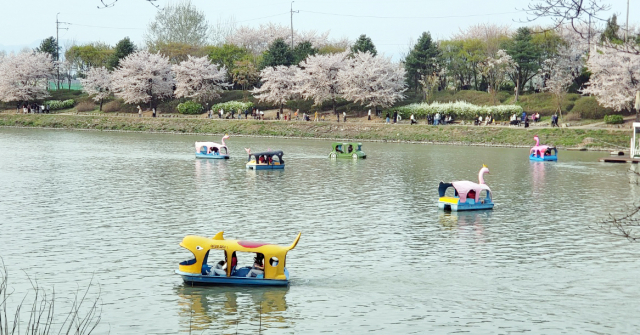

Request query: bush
[
  {"left": 45, "top": 99, "right": 75, "bottom": 110},
  {"left": 211, "top": 101, "right": 254, "bottom": 113},
  {"left": 604, "top": 114, "right": 624, "bottom": 124},
  {"left": 572, "top": 96, "right": 615, "bottom": 119},
  {"left": 76, "top": 101, "right": 95, "bottom": 112},
  {"left": 396, "top": 101, "right": 523, "bottom": 121},
  {"left": 564, "top": 112, "right": 581, "bottom": 121},
  {"left": 177, "top": 101, "right": 204, "bottom": 114},
  {"left": 102, "top": 100, "right": 121, "bottom": 113}
]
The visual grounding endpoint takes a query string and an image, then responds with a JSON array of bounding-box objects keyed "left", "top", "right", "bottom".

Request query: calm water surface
[{"left": 0, "top": 128, "right": 638, "bottom": 334}]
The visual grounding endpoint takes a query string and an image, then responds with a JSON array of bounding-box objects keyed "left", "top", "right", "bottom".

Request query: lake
[{"left": 0, "top": 128, "right": 638, "bottom": 334}]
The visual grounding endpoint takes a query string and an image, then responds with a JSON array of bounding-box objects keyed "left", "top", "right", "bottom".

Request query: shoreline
[{"left": 0, "top": 114, "right": 631, "bottom": 152}]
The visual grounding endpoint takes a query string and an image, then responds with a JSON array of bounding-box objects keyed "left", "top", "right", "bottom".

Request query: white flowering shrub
[
  {"left": 211, "top": 101, "right": 254, "bottom": 112},
  {"left": 45, "top": 99, "right": 75, "bottom": 110},
  {"left": 396, "top": 101, "right": 522, "bottom": 120}
]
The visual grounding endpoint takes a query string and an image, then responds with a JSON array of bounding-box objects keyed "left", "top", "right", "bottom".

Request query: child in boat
[{"left": 212, "top": 260, "right": 226, "bottom": 276}]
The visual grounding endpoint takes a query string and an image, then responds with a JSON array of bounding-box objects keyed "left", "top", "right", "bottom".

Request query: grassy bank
[{"left": 0, "top": 114, "right": 630, "bottom": 150}]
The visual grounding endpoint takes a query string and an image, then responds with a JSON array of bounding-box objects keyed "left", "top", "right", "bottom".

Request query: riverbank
[{"left": 0, "top": 113, "right": 631, "bottom": 150}]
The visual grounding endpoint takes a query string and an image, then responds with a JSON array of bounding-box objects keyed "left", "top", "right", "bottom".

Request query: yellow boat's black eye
[{"left": 196, "top": 246, "right": 203, "bottom": 250}]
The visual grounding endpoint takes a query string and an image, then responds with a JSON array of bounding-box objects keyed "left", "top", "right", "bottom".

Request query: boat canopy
[
  {"left": 248, "top": 151, "right": 284, "bottom": 163},
  {"left": 179, "top": 232, "right": 301, "bottom": 280},
  {"left": 196, "top": 142, "right": 227, "bottom": 153},
  {"left": 441, "top": 180, "right": 492, "bottom": 203}
]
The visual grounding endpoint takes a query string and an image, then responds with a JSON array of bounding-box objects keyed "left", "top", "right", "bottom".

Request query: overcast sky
[{"left": 0, "top": 0, "right": 635, "bottom": 60}]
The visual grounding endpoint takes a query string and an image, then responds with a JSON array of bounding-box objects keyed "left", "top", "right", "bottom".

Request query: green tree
[
  {"left": 65, "top": 43, "right": 114, "bottom": 77},
  {"left": 107, "top": 37, "right": 136, "bottom": 70},
  {"left": 150, "top": 41, "right": 205, "bottom": 64},
  {"left": 600, "top": 14, "right": 622, "bottom": 44},
  {"left": 503, "top": 27, "right": 542, "bottom": 101},
  {"left": 36, "top": 37, "right": 58, "bottom": 60},
  {"left": 260, "top": 38, "right": 294, "bottom": 68},
  {"left": 404, "top": 32, "right": 441, "bottom": 92},
  {"left": 293, "top": 41, "right": 317, "bottom": 64},
  {"left": 144, "top": 0, "right": 210, "bottom": 49},
  {"left": 351, "top": 34, "right": 377, "bottom": 56},
  {"left": 204, "top": 44, "right": 250, "bottom": 73}
]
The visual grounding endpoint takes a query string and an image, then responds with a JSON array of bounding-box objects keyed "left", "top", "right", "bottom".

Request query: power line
[
  {"left": 299, "top": 10, "right": 521, "bottom": 19},
  {"left": 237, "top": 12, "right": 289, "bottom": 23}
]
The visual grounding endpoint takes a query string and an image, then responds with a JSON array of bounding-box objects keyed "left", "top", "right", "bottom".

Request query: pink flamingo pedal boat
[
  {"left": 438, "top": 165, "right": 494, "bottom": 211},
  {"left": 529, "top": 135, "right": 557, "bottom": 161}
]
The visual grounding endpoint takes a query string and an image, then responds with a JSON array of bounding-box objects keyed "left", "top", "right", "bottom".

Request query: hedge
[
  {"left": 44, "top": 99, "right": 75, "bottom": 110},
  {"left": 177, "top": 101, "right": 204, "bottom": 114},
  {"left": 604, "top": 114, "right": 624, "bottom": 124},
  {"left": 396, "top": 101, "right": 523, "bottom": 120},
  {"left": 211, "top": 101, "right": 254, "bottom": 113}
]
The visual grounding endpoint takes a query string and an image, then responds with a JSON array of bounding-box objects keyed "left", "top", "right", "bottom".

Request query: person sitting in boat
[
  {"left": 258, "top": 155, "right": 265, "bottom": 164},
  {"left": 336, "top": 145, "right": 343, "bottom": 153},
  {"left": 212, "top": 260, "right": 226, "bottom": 276},
  {"left": 467, "top": 190, "right": 476, "bottom": 203},
  {"left": 211, "top": 147, "right": 219, "bottom": 155},
  {"left": 227, "top": 252, "right": 238, "bottom": 275},
  {"left": 246, "top": 253, "right": 265, "bottom": 278},
  {"left": 545, "top": 148, "right": 552, "bottom": 156},
  {"left": 269, "top": 257, "right": 279, "bottom": 266},
  {"left": 348, "top": 145, "right": 353, "bottom": 153},
  {"left": 267, "top": 156, "right": 273, "bottom": 165}
]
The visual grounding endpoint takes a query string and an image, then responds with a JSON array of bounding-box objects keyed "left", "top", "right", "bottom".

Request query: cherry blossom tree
[
  {"left": 0, "top": 52, "right": 55, "bottom": 103},
  {"left": 541, "top": 44, "right": 584, "bottom": 117},
  {"left": 479, "top": 50, "right": 516, "bottom": 105},
  {"left": 111, "top": 51, "right": 174, "bottom": 109},
  {"left": 339, "top": 51, "right": 406, "bottom": 109},
  {"left": 80, "top": 67, "right": 112, "bottom": 111},
  {"left": 295, "top": 51, "right": 349, "bottom": 114},
  {"left": 173, "top": 55, "right": 230, "bottom": 103},
  {"left": 581, "top": 43, "right": 640, "bottom": 114},
  {"left": 251, "top": 65, "right": 299, "bottom": 113},
  {"left": 227, "top": 23, "right": 329, "bottom": 55}
]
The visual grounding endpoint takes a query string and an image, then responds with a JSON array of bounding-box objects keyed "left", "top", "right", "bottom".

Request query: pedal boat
[
  {"left": 196, "top": 134, "right": 230, "bottom": 159},
  {"left": 176, "top": 232, "right": 301, "bottom": 286},
  {"left": 246, "top": 151, "right": 285, "bottom": 170},
  {"left": 529, "top": 135, "right": 557, "bottom": 161},
  {"left": 329, "top": 142, "right": 366, "bottom": 159},
  {"left": 438, "top": 165, "right": 494, "bottom": 211}
]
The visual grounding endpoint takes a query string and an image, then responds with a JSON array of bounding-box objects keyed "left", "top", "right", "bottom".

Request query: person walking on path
[
  {"left": 393, "top": 110, "right": 398, "bottom": 124},
  {"left": 295, "top": 109, "right": 299, "bottom": 120},
  {"left": 410, "top": 114, "right": 416, "bottom": 125},
  {"left": 314, "top": 111, "right": 318, "bottom": 121},
  {"left": 343, "top": 111, "right": 347, "bottom": 122},
  {"left": 137, "top": 105, "right": 142, "bottom": 118},
  {"left": 385, "top": 112, "right": 390, "bottom": 124},
  {"left": 368, "top": 109, "right": 371, "bottom": 121}
]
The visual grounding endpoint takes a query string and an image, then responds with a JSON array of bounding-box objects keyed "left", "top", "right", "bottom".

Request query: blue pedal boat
[{"left": 246, "top": 151, "right": 285, "bottom": 170}]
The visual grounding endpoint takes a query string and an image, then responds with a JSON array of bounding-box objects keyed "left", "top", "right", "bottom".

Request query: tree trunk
[
  {"left": 514, "top": 78, "right": 520, "bottom": 103},
  {"left": 279, "top": 103, "right": 283, "bottom": 114},
  {"left": 99, "top": 99, "right": 103, "bottom": 111}
]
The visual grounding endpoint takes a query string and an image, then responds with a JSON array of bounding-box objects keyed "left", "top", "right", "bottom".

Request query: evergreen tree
[
  {"left": 600, "top": 14, "right": 622, "bottom": 44},
  {"left": 351, "top": 34, "right": 377, "bottom": 56},
  {"left": 293, "top": 41, "right": 317, "bottom": 64},
  {"left": 503, "top": 27, "right": 542, "bottom": 101},
  {"left": 404, "top": 32, "right": 440, "bottom": 92},
  {"left": 108, "top": 37, "right": 136, "bottom": 70},
  {"left": 36, "top": 37, "right": 58, "bottom": 60},
  {"left": 260, "top": 38, "right": 294, "bottom": 68}
]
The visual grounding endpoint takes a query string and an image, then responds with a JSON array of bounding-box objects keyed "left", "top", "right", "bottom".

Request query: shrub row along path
[{"left": 0, "top": 112, "right": 632, "bottom": 151}]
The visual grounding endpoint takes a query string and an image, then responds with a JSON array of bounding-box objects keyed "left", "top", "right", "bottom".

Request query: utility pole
[
  {"left": 290, "top": 1, "right": 298, "bottom": 49},
  {"left": 56, "top": 13, "right": 69, "bottom": 90},
  {"left": 625, "top": 0, "right": 629, "bottom": 42}
]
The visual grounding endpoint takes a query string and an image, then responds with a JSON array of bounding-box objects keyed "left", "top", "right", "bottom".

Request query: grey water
[{"left": 0, "top": 128, "right": 638, "bottom": 334}]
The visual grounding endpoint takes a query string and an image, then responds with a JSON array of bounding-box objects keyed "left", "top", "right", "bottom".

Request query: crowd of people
[{"left": 18, "top": 103, "right": 50, "bottom": 114}]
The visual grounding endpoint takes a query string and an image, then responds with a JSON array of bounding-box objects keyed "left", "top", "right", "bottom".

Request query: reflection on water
[
  {"left": 175, "top": 285, "right": 289, "bottom": 333},
  {"left": 1, "top": 128, "right": 640, "bottom": 334}
]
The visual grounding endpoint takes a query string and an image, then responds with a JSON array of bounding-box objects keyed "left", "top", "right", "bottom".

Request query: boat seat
[{"left": 232, "top": 266, "right": 251, "bottom": 277}]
